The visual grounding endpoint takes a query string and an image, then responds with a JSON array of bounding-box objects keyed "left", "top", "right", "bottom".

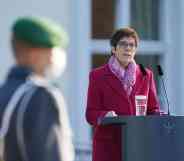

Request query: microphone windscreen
[
  {"left": 139, "top": 64, "right": 147, "bottom": 75},
  {"left": 157, "top": 65, "right": 164, "bottom": 76}
]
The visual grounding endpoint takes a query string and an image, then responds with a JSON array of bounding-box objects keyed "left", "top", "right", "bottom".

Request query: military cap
[{"left": 12, "top": 16, "right": 69, "bottom": 48}]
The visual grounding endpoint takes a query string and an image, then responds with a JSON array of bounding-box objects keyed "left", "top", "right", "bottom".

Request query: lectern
[{"left": 100, "top": 116, "right": 184, "bottom": 161}]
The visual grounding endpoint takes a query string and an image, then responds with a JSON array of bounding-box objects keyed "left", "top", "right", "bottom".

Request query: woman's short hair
[{"left": 110, "top": 27, "right": 139, "bottom": 48}]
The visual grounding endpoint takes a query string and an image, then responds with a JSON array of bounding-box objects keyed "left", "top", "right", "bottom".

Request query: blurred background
[{"left": 0, "top": 0, "right": 184, "bottom": 160}]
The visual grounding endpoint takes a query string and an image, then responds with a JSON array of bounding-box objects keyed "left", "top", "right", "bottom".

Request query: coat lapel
[
  {"left": 131, "top": 65, "right": 147, "bottom": 96},
  {"left": 103, "top": 64, "right": 147, "bottom": 98},
  {"left": 103, "top": 64, "right": 128, "bottom": 99}
]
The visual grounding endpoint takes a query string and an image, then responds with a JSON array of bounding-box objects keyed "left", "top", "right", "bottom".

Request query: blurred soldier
[{"left": 0, "top": 16, "right": 74, "bottom": 161}]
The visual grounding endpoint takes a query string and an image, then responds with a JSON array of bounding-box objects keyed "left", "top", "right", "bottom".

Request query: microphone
[
  {"left": 139, "top": 64, "right": 147, "bottom": 76},
  {"left": 157, "top": 65, "right": 170, "bottom": 115},
  {"left": 157, "top": 65, "right": 163, "bottom": 76}
]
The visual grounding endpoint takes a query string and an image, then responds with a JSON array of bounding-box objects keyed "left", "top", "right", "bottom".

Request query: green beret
[{"left": 12, "top": 16, "right": 69, "bottom": 48}]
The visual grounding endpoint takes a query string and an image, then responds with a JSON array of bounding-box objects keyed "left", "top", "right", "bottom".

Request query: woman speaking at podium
[{"left": 85, "top": 27, "right": 160, "bottom": 161}]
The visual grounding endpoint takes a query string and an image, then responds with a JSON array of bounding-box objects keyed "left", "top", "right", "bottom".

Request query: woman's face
[{"left": 112, "top": 36, "right": 137, "bottom": 67}]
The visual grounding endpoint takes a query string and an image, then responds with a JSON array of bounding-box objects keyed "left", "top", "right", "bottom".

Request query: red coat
[{"left": 86, "top": 64, "right": 160, "bottom": 161}]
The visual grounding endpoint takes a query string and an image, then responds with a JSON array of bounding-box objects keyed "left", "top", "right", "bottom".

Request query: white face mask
[{"left": 44, "top": 47, "right": 67, "bottom": 80}]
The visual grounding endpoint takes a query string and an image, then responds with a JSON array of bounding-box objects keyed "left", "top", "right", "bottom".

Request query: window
[
  {"left": 92, "top": 53, "right": 110, "bottom": 69},
  {"left": 92, "top": 0, "right": 116, "bottom": 39},
  {"left": 131, "top": 0, "right": 160, "bottom": 40}
]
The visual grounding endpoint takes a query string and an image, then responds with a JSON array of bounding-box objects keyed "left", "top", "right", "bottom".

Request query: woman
[{"left": 86, "top": 27, "right": 160, "bottom": 161}]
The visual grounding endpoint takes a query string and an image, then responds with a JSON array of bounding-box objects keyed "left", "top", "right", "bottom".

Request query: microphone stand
[{"left": 157, "top": 65, "right": 170, "bottom": 115}]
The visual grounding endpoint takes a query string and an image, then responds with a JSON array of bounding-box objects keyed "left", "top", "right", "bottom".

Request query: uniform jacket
[
  {"left": 86, "top": 64, "right": 160, "bottom": 161},
  {"left": 0, "top": 66, "right": 74, "bottom": 161}
]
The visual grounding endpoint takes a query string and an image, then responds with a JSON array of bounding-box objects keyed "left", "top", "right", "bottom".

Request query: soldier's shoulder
[{"left": 35, "top": 85, "right": 65, "bottom": 106}]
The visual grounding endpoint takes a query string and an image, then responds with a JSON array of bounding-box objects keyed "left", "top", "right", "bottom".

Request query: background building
[{"left": 0, "top": 0, "right": 184, "bottom": 160}]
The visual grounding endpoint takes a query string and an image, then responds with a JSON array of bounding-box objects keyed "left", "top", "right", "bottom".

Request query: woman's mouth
[{"left": 123, "top": 53, "right": 131, "bottom": 57}]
